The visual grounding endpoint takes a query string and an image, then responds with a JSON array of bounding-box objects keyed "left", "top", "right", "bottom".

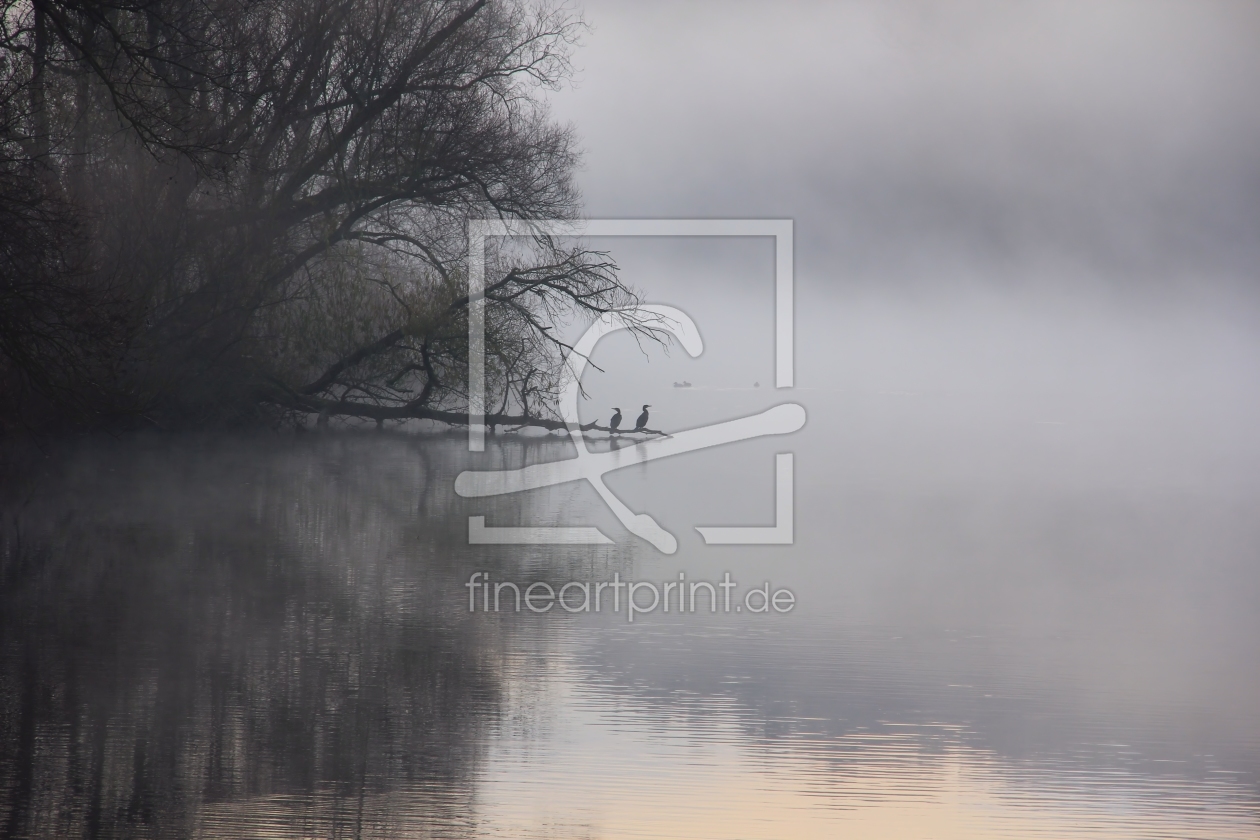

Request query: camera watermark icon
[{"left": 457, "top": 219, "right": 804, "bottom": 554}]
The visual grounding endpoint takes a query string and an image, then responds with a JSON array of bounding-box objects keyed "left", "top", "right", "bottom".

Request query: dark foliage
[{"left": 1, "top": 0, "right": 648, "bottom": 431}]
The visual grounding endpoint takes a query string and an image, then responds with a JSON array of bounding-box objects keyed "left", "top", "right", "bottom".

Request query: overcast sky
[
  {"left": 538, "top": 0, "right": 1260, "bottom": 424},
  {"left": 551, "top": 0, "right": 1260, "bottom": 290}
]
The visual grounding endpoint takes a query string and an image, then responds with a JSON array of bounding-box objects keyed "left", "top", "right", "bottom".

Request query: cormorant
[
  {"left": 609, "top": 407, "right": 622, "bottom": 432},
  {"left": 634, "top": 404, "right": 651, "bottom": 431}
]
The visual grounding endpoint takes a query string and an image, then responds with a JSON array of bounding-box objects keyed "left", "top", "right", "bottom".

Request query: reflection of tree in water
[{"left": 0, "top": 435, "right": 502, "bottom": 839}]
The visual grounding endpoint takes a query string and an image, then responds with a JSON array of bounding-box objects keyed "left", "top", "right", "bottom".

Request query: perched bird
[
  {"left": 634, "top": 404, "right": 651, "bottom": 431},
  {"left": 609, "top": 407, "right": 622, "bottom": 432}
]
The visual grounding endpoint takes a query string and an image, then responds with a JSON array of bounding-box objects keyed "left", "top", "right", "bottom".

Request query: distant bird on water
[
  {"left": 634, "top": 404, "right": 651, "bottom": 432},
  {"left": 609, "top": 407, "right": 622, "bottom": 432}
]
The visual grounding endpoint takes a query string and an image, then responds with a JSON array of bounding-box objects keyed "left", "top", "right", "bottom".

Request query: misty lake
[{"left": 1, "top": 400, "right": 1257, "bottom": 839}]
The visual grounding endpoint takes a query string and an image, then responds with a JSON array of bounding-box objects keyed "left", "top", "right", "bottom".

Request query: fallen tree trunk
[{"left": 261, "top": 389, "right": 669, "bottom": 437}]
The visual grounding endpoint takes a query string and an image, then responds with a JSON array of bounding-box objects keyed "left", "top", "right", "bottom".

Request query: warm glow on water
[
  {"left": 190, "top": 621, "right": 1259, "bottom": 840},
  {"left": 3, "top": 433, "right": 1257, "bottom": 839},
  {"left": 188, "top": 615, "right": 1259, "bottom": 840},
  {"left": 469, "top": 623, "right": 1258, "bottom": 840}
]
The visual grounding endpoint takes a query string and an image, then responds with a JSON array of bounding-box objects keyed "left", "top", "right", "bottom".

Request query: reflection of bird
[
  {"left": 634, "top": 404, "right": 651, "bottom": 431},
  {"left": 609, "top": 407, "right": 622, "bottom": 432}
]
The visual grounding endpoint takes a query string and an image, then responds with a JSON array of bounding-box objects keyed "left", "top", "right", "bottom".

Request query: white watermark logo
[
  {"left": 457, "top": 220, "right": 804, "bottom": 554},
  {"left": 464, "top": 572, "right": 795, "bottom": 621}
]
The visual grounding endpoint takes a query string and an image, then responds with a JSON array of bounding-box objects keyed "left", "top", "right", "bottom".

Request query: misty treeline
[{"left": 0, "top": 0, "right": 647, "bottom": 432}]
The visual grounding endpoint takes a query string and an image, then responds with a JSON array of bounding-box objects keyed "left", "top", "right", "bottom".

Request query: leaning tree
[{"left": 0, "top": 0, "right": 655, "bottom": 430}]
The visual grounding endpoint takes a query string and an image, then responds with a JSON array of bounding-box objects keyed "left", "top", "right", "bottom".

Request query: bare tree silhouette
[{"left": 0, "top": 1, "right": 658, "bottom": 431}]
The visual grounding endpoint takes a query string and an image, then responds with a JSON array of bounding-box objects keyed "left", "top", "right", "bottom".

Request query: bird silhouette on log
[{"left": 634, "top": 404, "right": 651, "bottom": 432}]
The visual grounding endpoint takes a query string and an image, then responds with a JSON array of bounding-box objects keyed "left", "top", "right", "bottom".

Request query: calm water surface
[{"left": 1, "top": 416, "right": 1257, "bottom": 838}]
